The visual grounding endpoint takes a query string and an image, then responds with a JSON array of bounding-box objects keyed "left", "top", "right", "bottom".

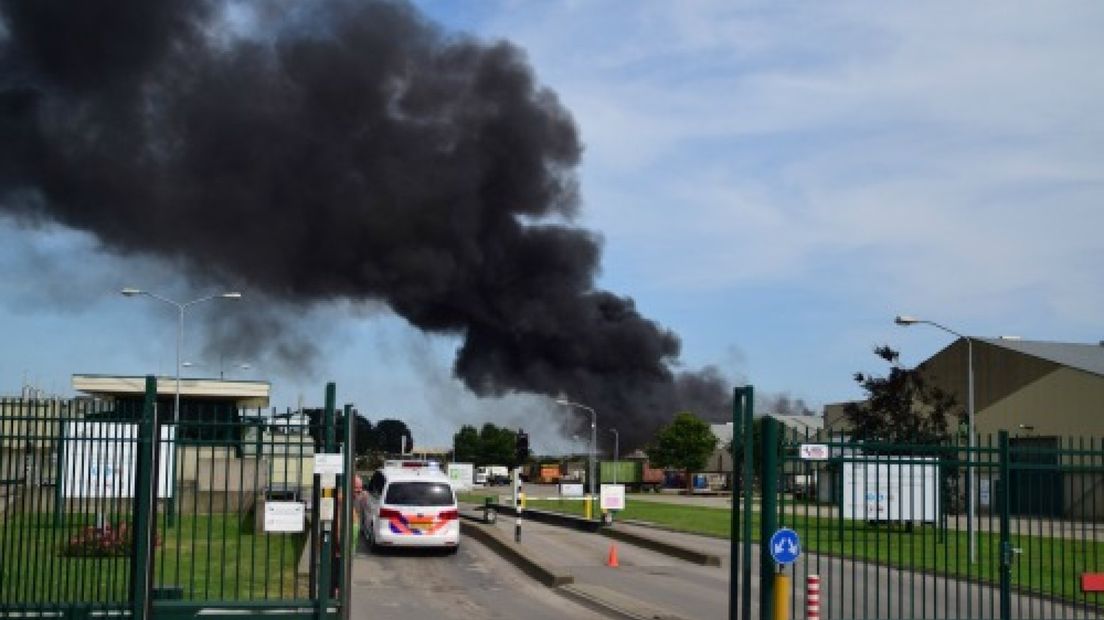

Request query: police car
[{"left": 363, "top": 460, "right": 460, "bottom": 553}]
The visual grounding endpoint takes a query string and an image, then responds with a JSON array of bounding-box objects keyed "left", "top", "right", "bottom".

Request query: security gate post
[
  {"left": 760, "top": 416, "right": 780, "bottom": 620},
  {"left": 729, "top": 387, "right": 743, "bottom": 620},
  {"left": 740, "top": 386, "right": 755, "bottom": 620},
  {"left": 131, "top": 375, "right": 159, "bottom": 620},
  {"left": 316, "top": 382, "right": 337, "bottom": 619}
]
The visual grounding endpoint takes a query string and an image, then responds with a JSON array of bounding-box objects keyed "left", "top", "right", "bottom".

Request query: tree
[
  {"left": 353, "top": 414, "right": 376, "bottom": 456},
  {"left": 646, "top": 412, "right": 718, "bottom": 491},
  {"left": 452, "top": 425, "right": 480, "bottom": 463},
  {"left": 375, "top": 418, "right": 413, "bottom": 454},
  {"left": 844, "top": 345, "right": 964, "bottom": 445},
  {"left": 478, "top": 423, "right": 517, "bottom": 466}
]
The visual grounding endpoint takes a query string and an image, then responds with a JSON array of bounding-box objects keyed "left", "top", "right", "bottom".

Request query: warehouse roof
[{"left": 977, "top": 338, "right": 1104, "bottom": 377}]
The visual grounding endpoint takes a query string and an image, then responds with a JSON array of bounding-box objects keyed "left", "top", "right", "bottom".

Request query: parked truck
[
  {"left": 599, "top": 460, "right": 664, "bottom": 492},
  {"left": 475, "top": 465, "right": 510, "bottom": 486}
]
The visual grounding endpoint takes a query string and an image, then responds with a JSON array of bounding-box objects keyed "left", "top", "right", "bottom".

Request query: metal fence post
[
  {"left": 740, "top": 386, "right": 755, "bottom": 620},
  {"left": 315, "top": 383, "right": 337, "bottom": 620},
  {"left": 998, "top": 430, "right": 1011, "bottom": 620},
  {"left": 131, "top": 376, "right": 158, "bottom": 620},
  {"left": 341, "top": 403, "right": 354, "bottom": 620},
  {"left": 760, "top": 416, "right": 779, "bottom": 620},
  {"left": 729, "top": 388, "right": 743, "bottom": 620}
]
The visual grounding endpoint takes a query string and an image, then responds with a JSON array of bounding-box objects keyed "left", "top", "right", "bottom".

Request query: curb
[
  {"left": 458, "top": 518, "right": 573, "bottom": 587},
  {"left": 600, "top": 527, "right": 722, "bottom": 567},
  {"left": 558, "top": 584, "right": 691, "bottom": 620},
  {"left": 486, "top": 503, "right": 722, "bottom": 567},
  {"left": 490, "top": 504, "right": 604, "bottom": 532}
]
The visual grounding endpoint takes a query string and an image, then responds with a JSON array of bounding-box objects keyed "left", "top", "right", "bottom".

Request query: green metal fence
[
  {"left": 1, "top": 378, "right": 352, "bottom": 619},
  {"left": 732, "top": 387, "right": 1104, "bottom": 620}
]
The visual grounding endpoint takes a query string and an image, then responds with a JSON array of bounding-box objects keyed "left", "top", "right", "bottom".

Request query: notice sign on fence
[
  {"left": 264, "top": 501, "right": 306, "bottom": 533},
  {"left": 313, "top": 453, "right": 344, "bottom": 475},
  {"left": 799, "top": 444, "right": 830, "bottom": 460},
  {"left": 62, "top": 422, "right": 175, "bottom": 499}
]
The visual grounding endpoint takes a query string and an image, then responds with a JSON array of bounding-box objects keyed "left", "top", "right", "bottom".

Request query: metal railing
[
  {"left": 732, "top": 405, "right": 1104, "bottom": 620},
  {"left": 0, "top": 382, "right": 351, "bottom": 619}
]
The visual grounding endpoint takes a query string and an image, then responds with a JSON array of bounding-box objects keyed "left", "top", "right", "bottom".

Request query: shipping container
[{"left": 599, "top": 460, "right": 663, "bottom": 491}]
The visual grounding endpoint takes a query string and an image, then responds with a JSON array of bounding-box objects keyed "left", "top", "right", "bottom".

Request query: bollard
[
  {"left": 806, "top": 575, "right": 820, "bottom": 620},
  {"left": 772, "top": 572, "right": 790, "bottom": 620},
  {"left": 584, "top": 494, "right": 593, "bottom": 520}
]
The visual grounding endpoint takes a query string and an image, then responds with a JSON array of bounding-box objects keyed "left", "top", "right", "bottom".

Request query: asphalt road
[{"left": 347, "top": 538, "right": 607, "bottom": 620}]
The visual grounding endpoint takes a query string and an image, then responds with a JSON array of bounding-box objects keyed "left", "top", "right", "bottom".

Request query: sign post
[{"left": 769, "top": 527, "right": 801, "bottom": 620}]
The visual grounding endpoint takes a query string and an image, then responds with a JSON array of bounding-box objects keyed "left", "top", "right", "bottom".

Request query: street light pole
[
  {"left": 895, "top": 314, "right": 976, "bottom": 563},
  {"left": 610, "top": 428, "right": 619, "bottom": 485},
  {"left": 555, "top": 399, "right": 598, "bottom": 497},
  {"left": 122, "top": 289, "right": 242, "bottom": 422}
]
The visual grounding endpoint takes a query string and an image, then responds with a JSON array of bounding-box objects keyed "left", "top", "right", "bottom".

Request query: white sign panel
[
  {"left": 842, "top": 457, "right": 939, "bottom": 523},
  {"left": 319, "top": 497, "right": 335, "bottom": 521},
  {"left": 264, "top": 501, "right": 305, "bottom": 533},
  {"left": 799, "top": 444, "right": 830, "bottom": 461},
  {"left": 313, "top": 453, "right": 344, "bottom": 475},
  {"left": 600, "top": 484, "right": 626, "bottom": 511},
  {"left": 980, "top": 479, "right": 991, "bottom": 507},
  {"left": 560, "top": 483, "right": 584, "bottom": 498},
  {"left": 448, "top": 463, "right": 474, "bottom": 491},
  {"left": 63, "top": 422, "right": 175, "bottom": 499}
]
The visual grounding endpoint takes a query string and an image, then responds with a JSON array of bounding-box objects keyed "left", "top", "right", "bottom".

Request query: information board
[
  {"left": 842, "top": 457, "right": 939, "bottom": 523},
  {"left": 63, "top": 422, "right": 175, "bottom": 499}
]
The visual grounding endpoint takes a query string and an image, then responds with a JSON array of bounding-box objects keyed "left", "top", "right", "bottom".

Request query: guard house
[
  {"left": 71, "top": 374, "right": 279, "bottom": 516},
  {"left": 72, "top": 374, "right": 270, "bottom": 444}
]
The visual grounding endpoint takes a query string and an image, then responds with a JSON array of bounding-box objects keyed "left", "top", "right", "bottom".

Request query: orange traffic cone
[{"left": 606, "top": 543, "right": 620, "bottom": 568}]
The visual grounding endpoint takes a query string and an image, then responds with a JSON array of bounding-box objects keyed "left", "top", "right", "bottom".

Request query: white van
[{"left": 363, "top": 461, "right": 460, "bottom": 553}]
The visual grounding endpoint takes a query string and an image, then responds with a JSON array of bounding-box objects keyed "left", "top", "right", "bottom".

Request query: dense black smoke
[{"left": 0, "top": 0, "right": 732, "bottom": 446}]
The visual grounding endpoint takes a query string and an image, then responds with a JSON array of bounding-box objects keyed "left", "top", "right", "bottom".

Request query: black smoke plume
[{"left": 0, "top": 0, "right": 731, "bottom": 446}]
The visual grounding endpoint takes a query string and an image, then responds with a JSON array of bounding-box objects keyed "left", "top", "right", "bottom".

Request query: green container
[{"left": 599, "top": 460, "right": 640, "bottom": 484}]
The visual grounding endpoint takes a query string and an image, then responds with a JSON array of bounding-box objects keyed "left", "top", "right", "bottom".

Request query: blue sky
[{"left": 2, "top": 2, "right": 1102, "bottom": 451}]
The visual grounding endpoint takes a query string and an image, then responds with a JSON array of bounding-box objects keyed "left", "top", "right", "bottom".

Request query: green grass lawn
[
  {"left": 1, "top": 512, "right": 307, "bottom": 605},
  {"left": 522, "top": 497, "right": 1103, "bottom": 604}
]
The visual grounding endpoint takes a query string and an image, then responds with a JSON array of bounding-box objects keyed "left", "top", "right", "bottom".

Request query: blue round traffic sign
[{"left": 769, "top": 527, "right": 801, "bottom": 564}]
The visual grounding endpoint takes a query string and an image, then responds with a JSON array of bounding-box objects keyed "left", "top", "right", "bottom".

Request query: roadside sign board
[
  {"left": 448, "top": 462, "right": 474, "bottom": 491},
  {"left": 769, "top": 527, "right": 801, "bottom": 564},
  {"left": 799, "top": 444, "right": 829, "bottom": 460},
  {"left": 600, "top": 484, "right": 626, "bottom": 511},
  {"left": 560, "top": 482, "right": 584, "bottom": 497}
]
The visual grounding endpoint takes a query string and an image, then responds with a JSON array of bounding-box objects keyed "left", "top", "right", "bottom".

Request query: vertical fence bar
[
  {"left": 759, "top": 416, "right": 779, "bottom": 620},
  {"left": 998, "top": 430, "right": 1011, "bottom": 620}
]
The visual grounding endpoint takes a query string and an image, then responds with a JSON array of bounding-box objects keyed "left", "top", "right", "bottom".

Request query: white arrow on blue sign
[{"left": 769, "top": 527, "right": 801, "bottom": 564}]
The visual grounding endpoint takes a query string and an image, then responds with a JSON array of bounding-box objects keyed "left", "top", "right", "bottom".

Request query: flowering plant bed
[{"left": 60, "top": 521, "right": 159, "bottom": 557}]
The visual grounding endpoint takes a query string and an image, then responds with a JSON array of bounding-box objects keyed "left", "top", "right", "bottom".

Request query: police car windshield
[{"left": 384, "top": 482, "right": 454, "bottom": 506}]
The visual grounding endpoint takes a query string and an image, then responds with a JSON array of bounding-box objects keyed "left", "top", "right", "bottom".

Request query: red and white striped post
[{"left": 806, "top": 574, "right": 820, "bottom": 620}]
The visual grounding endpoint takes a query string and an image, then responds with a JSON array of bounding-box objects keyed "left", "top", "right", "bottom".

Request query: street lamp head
[
  {"left": 895, "top": 315, "right": 920, "bottom": 326},
  {"left": 220, "top": 292, "right": 242, "bottom": 299},
  {"left": 121, "top": 288, "right": 143, "bottom": 296}
]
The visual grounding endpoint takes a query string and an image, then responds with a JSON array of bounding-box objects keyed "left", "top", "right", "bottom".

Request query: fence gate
[
  {"left": 731, "top": 386, "right": 1104, "bottom": 620},
  {"left": 0, "top": 377, "right": 353, "bottom": 619}
]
